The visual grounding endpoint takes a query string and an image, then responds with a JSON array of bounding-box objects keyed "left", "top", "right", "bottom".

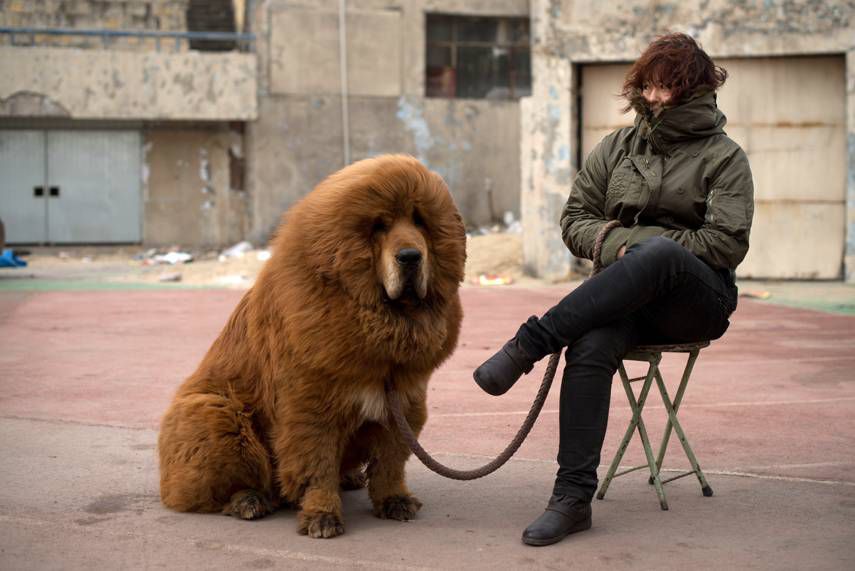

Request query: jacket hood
[{"left": 630, "top": 90, "right": 727, "bottom": 151}]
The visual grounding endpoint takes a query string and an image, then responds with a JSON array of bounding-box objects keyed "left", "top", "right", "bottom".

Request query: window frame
[{"left": 425, "top": 13, "right": 531, "bottom": 100}]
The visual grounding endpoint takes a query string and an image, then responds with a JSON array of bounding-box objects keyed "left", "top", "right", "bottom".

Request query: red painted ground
[
  {"left": 2, "top": 287, "right": 853, "bottom": 482},
  {"left": 1, "top": 287, "right": 854, "bottom": 569}
]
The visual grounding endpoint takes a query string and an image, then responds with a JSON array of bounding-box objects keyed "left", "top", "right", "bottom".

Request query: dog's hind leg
[
  {"left": 223, "top": 489, "right": 276, "bottom": 520},
  {"left": 158, "top": 392, "right": 275, "bottom": 519},
  {"left": 340, "top": 466, "right": 368, "bottom": 491},
  {"left": 339, "top": 428, "right": 372, "bottom": 491}
]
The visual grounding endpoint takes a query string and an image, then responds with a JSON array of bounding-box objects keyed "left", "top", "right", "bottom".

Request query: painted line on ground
[
  {"left": 0, "top": 414, "right": 154, "bottom": 431},
  {"left": 733, "top": 460, "right": 855, "bottom": 470},
  {"left": 697, "top": 469, "right": 855, "bottom": 488},
  {"left": 432, "top": 395, "right": 855, "bottom": 418},
  {"left": 414, "top": 453, "right": 855, "bottom": 488},
  {"left": 653, "top": 354, "right": 855, "bottom": 366}
]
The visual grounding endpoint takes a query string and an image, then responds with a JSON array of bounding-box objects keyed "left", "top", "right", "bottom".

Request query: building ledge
[{"left": 0, "top": 46, "right": 257, "bottom": 121}]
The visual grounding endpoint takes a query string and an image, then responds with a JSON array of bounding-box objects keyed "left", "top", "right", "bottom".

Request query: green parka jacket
[{"left": 560, "top": 91, "right": 754, "bottom": 272}]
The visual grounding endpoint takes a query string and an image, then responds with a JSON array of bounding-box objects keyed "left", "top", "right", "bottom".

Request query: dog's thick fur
[{"left": 158, "top": 155, "right": 466, "bottom": 538}]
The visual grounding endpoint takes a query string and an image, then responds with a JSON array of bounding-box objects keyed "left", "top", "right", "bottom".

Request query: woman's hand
[{"left": 617, "top": 245, "right": 627, "bottom": 258}]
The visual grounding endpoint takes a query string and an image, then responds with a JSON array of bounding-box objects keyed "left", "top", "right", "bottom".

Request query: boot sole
[{"left": 521, "top": 516, "right": 592, "bottom": 547}]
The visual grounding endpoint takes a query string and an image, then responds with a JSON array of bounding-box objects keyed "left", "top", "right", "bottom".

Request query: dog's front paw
[
  {"left": 298, "top": 511, "right": 345, "bottom": 538},
  {"left": 373, "top": 494, "right": 422, "bottom": 521}
]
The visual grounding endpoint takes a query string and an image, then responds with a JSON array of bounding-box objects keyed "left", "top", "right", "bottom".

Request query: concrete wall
[
  {"left": 848, "top": 50, "right": 855, "bottom": 283},
  {"left": 246, "top": 0, "right": 529, "bottom": 242},
  {"left": 523, "top": 0, "right": 855, "bottom": 281},
  {"left": 144, "top": 126, "right": 248, "bottom": 248},
  {"left": 1, "top": 0, "right": 189, "bottom": 50},
  {"left": 0, "top": 47, "right": 257, "bottom": 121}
]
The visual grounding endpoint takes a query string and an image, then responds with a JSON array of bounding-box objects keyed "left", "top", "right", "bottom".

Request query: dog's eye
[
  {"left": 412, "top": 210, "right": 425, "bottom": 227},
  {"left": 371, "top": 219, "right": 387, "bottom": 234}
]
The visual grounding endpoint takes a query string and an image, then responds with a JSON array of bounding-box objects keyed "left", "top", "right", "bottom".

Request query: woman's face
[{"left": 642, "top": 83, "right": 673, "bottom": 115}]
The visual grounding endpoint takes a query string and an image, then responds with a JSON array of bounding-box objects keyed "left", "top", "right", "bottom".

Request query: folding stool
[{"left": 596, "top": 341, "right": 714, "bottom": 510}]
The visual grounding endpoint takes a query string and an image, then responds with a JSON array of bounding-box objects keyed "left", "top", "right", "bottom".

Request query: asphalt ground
[{"left": 1, "top": 283, "right": 854, "bottom": 569}]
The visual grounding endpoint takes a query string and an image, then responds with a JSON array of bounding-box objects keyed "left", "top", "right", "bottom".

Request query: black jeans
[{"left": 513, "top": 236, "right": 737, "bottom": 501}]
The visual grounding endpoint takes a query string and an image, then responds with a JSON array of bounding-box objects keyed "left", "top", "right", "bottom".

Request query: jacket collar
[{"left": 629, "top": 90, "right": 727, "bottom": 154}]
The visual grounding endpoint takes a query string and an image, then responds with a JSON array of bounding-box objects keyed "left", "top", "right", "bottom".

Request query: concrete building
[
  {"left": 2, "top": 0, "right": 854, "bottom": 282},
  {"left": 245, "top": 0, "right": 530, "bottom": 243},
  {"left": 0, "top": 0, "right": 530, "bottom": 250},
  {"left": 0, "top": 0, "right": 256, "bottom": 247}
]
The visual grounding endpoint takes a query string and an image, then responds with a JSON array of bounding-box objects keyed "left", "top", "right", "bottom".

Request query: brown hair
[{"left": 621, "top": 33, "right": 727, "bottom": 108}]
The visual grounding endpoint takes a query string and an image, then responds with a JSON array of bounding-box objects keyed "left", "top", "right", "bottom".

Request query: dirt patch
[{"left": 7, "top": 232, "right": 561, "bottom": 290}]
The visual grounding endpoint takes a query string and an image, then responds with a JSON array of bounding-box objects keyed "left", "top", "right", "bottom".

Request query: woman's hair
[{"left": 621, "top": 33, "right": 728, "bottom": 107}]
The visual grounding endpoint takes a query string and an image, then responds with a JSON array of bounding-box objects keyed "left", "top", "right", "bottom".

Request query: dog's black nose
[{"left": 396, "top": 248, "right": 422, "bottom": 265}]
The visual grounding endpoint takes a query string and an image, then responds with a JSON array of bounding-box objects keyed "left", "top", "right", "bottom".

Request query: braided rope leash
[{"left": 384, "top": 220, "right": 623, "bottom": 480}]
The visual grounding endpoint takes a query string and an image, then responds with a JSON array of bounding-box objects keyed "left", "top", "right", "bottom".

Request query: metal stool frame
[{"left": 596, "top": 342, "right": 714, "bottom": 510}]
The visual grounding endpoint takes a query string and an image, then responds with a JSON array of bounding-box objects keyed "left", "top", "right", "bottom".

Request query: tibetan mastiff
[{"left": 158, "top": 155, "right": 466, "bottom": 538}]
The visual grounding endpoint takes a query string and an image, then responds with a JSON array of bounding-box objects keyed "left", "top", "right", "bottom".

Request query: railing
[{"left": 0, "top": 27, "right": 255, "bottom": 52}]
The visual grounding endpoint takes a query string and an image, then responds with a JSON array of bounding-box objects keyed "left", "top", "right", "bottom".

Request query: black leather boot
[
  {"left": 521, "top": 494, "right": 592, "bottom": 546},
  {"left": 472, "top": 339, "right": 535, "bottom": 396}
]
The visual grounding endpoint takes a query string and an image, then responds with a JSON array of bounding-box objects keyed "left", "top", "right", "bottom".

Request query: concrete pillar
[
  {"left": 846, "top": 50, "right": 855, "bottom": 283},
  {"left": 520, "top": 53, "right": 574, "bottom": 281},
  {"left": 520, "top": 0, "right": 577, "bottom": 281}
]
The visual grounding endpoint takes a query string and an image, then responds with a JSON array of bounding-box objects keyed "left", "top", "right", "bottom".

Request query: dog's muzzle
[{"left": 384, "top": 248, "right": 428, "bottom": 301}]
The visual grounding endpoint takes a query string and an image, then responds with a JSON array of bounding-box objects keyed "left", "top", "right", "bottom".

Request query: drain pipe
[{"left": 338, "top": 0, "right": 351, "bottom": 165}]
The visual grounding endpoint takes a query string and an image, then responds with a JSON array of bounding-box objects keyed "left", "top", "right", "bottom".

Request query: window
[
  {"left": 186, "top": 0, "right": 238, "bottom": 52},
  {"left": 426, "top": 14, "right": 531, "bottom": 100}
]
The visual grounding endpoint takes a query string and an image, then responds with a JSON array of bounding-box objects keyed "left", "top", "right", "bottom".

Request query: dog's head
[
  {"left": 279, "top": 155, "right": 466, "bottom": 311},
  {"left": 372, "top": 204, "right": 431, "bottom": 303}
]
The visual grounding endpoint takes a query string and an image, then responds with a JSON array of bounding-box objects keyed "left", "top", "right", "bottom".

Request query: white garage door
[
  {"left": 0, "top": 129, "right": 142, "bottom": 244},
  {"left": 580, "top": 56, "right": 846, "bottom": 279}
]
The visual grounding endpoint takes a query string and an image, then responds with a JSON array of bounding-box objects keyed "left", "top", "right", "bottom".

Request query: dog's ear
[{"left": 281, "top": 193, "right": 381, "bottom": 305}]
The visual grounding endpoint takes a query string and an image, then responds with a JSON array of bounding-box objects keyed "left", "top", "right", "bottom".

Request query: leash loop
[{"left": 385, "top": 220, "right": 622, "bottom": 480}]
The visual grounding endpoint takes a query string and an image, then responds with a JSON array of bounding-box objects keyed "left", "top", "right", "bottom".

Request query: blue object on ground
[{"left": 0, "top": 249, "right": 27, "bottom": 268}]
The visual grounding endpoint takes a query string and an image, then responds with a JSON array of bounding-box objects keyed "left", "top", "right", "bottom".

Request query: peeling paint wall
[
  {"left": 246, "top": 0, "right": 529, "bottom": 241},
  {"left": 144, "top": 127, "right": 248, "bottom": 247},
  {"left": 521, "top": 56, "right": 574, "bottom": 282},
  {"left": 0, "top": 47, "right": 257, "bottom": 121},
  {"left": 523, "top": 0, "right": 855, "bottom": 281}
]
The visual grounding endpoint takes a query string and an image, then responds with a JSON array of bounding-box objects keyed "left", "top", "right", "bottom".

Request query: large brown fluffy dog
[{"left": 158, "top": 155, "right": 465, "bottom": 538}]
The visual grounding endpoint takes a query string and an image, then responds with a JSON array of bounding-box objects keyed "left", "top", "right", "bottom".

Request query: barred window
[{"left": 426, "top": 14, "right": 531, "bottom": 100}]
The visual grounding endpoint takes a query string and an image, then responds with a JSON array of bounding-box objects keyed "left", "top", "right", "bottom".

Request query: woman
[{"left": 474, "top": 33, "right": 754, "bottom": 546}]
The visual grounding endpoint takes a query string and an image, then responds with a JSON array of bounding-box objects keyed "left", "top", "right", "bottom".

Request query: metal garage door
[
  {"left": 0, "top": 130, "right": 46, "bottom": 243},
  {"left": 579, "top": 56, "right": 846, "bottom": 279},
  {"left": 0, "top": 129, "right": 142, "bottom": 244}
]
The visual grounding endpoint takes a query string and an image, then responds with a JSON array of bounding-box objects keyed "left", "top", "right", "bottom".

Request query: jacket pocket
[
  {"left": 706, "top": 190, "right": 749, "bottom": 234},
  {"left": 606, "top": 172, "right": 627, "bottom": 198}
]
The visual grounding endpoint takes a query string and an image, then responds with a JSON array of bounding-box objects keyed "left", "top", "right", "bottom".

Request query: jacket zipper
[{"left": 634, "top": 156, "right": 652, "bottom": 226}]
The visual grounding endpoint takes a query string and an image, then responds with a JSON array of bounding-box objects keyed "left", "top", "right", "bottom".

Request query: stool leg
[
  {"left": 648, "top": 349, "right": 700, "bottom": 484},
  {"left": 654, "top": 367, "right": 713, "bottom": 497},
  {"left": 636, "top": 361, "right": 669, "bottom": 511},
  {"left": 596, "top": 363, "right": 636, "bottom": 501},
  {"left": 597, "top": 360, "right": 669, "bottom": 510}
]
